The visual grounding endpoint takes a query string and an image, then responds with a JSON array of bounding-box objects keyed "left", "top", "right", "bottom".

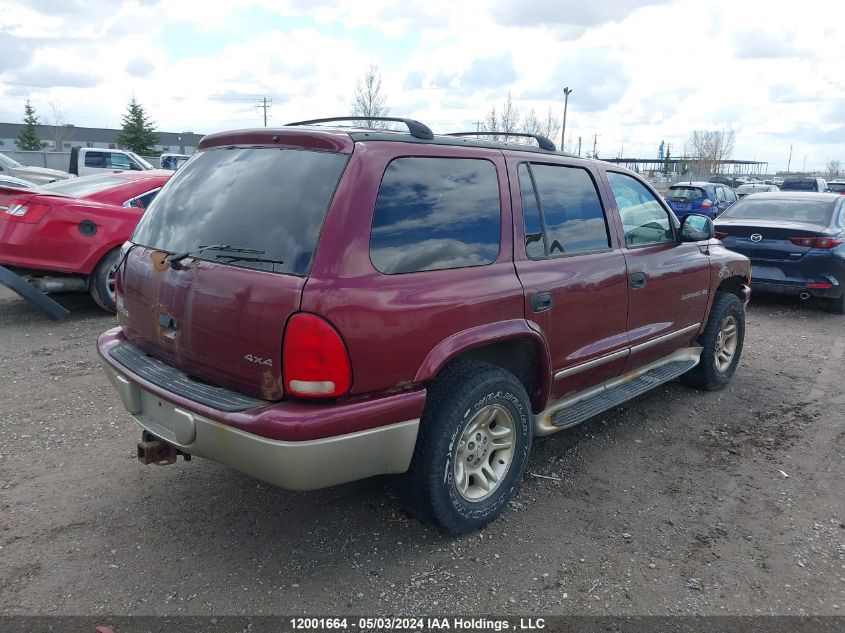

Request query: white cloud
[{"left": 0, "top": 0, "right": 842, "bottom": 171}]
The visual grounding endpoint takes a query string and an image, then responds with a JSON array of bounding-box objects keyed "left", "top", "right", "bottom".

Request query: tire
[
  {"left": 681, "top": 292, "right": 745, "bottom": 391},
  {"left": 824, "top": 292, "right": 845, "bottom": 314},
  {"left": 397, "top": 361, "right": 533, "bottom": 534},
  {"left": 89, "top": 249, "right": 119, "bottom": 313}
]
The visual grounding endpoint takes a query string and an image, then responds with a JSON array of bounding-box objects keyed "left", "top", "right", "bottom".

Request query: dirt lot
[{"left": 0, "top": 286, "right": 843, "bottom": 617}]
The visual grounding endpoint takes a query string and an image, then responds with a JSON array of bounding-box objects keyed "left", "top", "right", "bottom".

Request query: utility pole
[
  {"left": 592, "top": 134, "right": 598, "bottom": 159},
  {"left": 577, "top": 136, "right": 581, "bottom": 157},
  {"left": 787, "top": 143, "right": 793, "bottom": 172},
  {"left": 257, "top": 97, "right": 272, "bottom": 127},
  {"left": 803, "top": 156, "right": 807, "bottom": 173},
  {"left": 561, "top": 87, "right": 572, "bottom": 151}
]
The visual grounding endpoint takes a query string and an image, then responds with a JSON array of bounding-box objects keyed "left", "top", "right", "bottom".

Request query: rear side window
[
  {"left": 132, "top": 147, "right": 348, "bottom": 275},
  {"left": 369, "top": 157, "right": 500, "bottom": 274},
  {"left": 517, "top": 163, "right": 609, "bottom": 258}
]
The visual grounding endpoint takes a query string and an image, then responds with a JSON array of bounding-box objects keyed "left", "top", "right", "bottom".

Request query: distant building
[{"left": 0, "top": 123, "right": 205, "bottom": 155}]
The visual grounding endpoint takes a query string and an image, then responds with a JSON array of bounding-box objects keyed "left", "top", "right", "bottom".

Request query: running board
[{"left": 534, "top": 347, "right": 702, "bottom": 436}]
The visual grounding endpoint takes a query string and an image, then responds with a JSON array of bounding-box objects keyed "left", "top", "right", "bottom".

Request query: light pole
[
  {"left": 803, "top": 156, "right": 807, "bottom": 173},
  {"left": 561, "top": 87, "right": 572, "bottom": 151}
]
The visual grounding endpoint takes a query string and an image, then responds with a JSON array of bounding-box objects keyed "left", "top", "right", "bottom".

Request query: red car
[{"left": 0, "top": 171, "right": 170, "bottom": 312}]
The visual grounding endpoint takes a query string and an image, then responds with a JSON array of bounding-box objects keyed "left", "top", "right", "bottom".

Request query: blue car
[
  {"left": 714, "top": 192, "right": 845, "bottom": 313},
  {"left": 664, "top": 181, "right": 737, "bottom": 220}
]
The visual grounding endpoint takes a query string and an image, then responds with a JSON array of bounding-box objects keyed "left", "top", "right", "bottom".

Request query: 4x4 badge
[{"left": 244, "top": 354, "right": 273, "bottom": 366}]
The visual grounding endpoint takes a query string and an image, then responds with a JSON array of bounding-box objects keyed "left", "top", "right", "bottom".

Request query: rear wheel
[
  {"left": 89, "top": 249, "right": 119, "bottom": 313},
  {"left": 397, "top": 361, "right": 532, "bottom": 534},
  {"left": 681, "top": 292, "right": 745, "bottom": 390},
  {"left": 824, "top": 292, "right": 845, "bottom": 314}
]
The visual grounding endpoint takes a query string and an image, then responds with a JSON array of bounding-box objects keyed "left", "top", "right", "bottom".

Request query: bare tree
[
  {"left": 826, "top": 158, "right": 841, "bottom": 178},
  {"left": 685, "top": 129, "right": 737, "bottom": 176},
  {"left": 521, "top": 108, "right": 542, "bottom": 136},
  {"left": 540, "top": 106, "right": 560, "bottom": 147},
  {"left": 49, "top": 102, "right": 69, "bottom": 151},
  {"left": 352, "top": 64, "right": 390, "bottom": 129},
  {"left": 484, "top": 105, "right": 499, "bottom": 140},
  {"left": 499, "top": 93, "right": 520, "bottom": 134}
]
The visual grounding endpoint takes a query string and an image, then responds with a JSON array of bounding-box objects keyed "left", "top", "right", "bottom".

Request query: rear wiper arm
[
  {"left": 215, "top": 255, "right": 284, "bottom": 266},
  {"left": 166, "top": 244, "right": 265, "bottom": 269}
]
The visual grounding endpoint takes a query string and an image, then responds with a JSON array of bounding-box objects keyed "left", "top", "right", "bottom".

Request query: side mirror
[{"left": 680, "top": 214, "right": 715, "bottom": 242}]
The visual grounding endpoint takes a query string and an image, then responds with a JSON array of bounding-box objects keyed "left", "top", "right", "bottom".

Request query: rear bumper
[
  {"left": 97, "top": 327, "right": 425, "bottom": 490},
  {"left": 750, "top": 255, "right": 845, "bottom": 299}
]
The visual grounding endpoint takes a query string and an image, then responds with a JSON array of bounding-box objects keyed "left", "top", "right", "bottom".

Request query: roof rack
[
  {"left": 285, "top": 116, "right": 434, "bottom": 140},
  {"left": 444, "top": 132, "right": 556, "bottom": 152}
]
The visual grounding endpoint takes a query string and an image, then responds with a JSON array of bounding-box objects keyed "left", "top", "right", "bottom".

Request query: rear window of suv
[
  {"left": 780, "top": 179, "right": 818, "bottom": 192},
  {"left": 131, "top": 147, "right": 348, "bottom": 276},
  {"left": 369, "top": 157, "right": 500, "bottom": 274},
  {"left": 666, "top": 186, "right": 707, "bottom": 201}
]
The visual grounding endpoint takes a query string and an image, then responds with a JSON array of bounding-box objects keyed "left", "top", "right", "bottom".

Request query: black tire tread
[
  {"left": 89, "top": 249, "right": 119, "bottom": 313},
  {"left": 397, "top": 360, "right": 531, "bottom": 533},
  {"left": 681, "top": 292, "right": 744, "bottom": 391}
]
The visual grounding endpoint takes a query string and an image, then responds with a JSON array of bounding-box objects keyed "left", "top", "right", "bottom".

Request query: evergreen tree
[
  {"left": 116, "top": 97, "right": 159, "bottom": 155},
  {"left": 15, "top": 99, "right": 42, "bottom": 151}
]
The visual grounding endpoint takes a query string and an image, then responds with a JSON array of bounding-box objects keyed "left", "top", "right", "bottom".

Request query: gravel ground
[{"left": 0, "top": 286, "right": 843, "bottom": 616}]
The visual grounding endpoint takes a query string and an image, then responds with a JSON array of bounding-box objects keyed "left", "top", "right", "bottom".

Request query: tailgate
[{"left": 118, "top": 245, "right": 303, "bottom": 400}]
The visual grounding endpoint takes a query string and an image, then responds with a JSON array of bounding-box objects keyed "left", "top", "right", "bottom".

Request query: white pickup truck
[
  {"left": 69, "top": 147, "right": 155, "bottom": 176},
  {"left": 0, "top": 152, "right": 72, "bottom": 185}
]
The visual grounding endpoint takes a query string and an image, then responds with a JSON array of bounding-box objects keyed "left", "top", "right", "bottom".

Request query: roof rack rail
[
  {"left": 444, "top": 132, "right": 556, "bottom": 152},
  {"left": 285, "top": 116, "right": 434, "bottom": 140}
]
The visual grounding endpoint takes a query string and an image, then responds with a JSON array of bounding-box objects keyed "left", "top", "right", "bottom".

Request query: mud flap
[{"left": 0, "top": 265, "right": 70, "bottom": 320}]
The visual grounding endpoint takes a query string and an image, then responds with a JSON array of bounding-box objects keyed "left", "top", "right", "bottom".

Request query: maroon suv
[{"left": 98, "top": 117, "right": 751, "bottom": 533}]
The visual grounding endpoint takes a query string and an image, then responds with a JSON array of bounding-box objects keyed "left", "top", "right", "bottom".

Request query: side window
[
  {"left": 606, "top": 171, "right": 674, "bottom": 247},
  {"left": 84, "top": 151, "right": 106, "bottom": 168},
  {"left": 715, "top": 186, "right": 726, "bottom": 202},
  {"left": 108, "top": 153, "right": 131, "bottom": 170},
  {"left": 124, "top": 188, "right": 161, "bottom": 209},
  {"left": 369, "top": 157, "right": 501, "bottom": 274},
  {"left": 517, "top": 163, "right": 610, "bottom": 258},
  {"left": 518, "top": 165, "right": 546, "bottom": 259},
  {"left": 724, "top": 187, "right": 737, "bottom": 204}
]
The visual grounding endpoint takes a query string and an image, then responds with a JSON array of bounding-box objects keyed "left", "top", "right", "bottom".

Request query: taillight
[
  {"left": 699, "top": 199, "right": 713, "bottom": 209},
  {"left": 806, "top": 282, "right": 833, "bottom": 289},
  {"left": 2, "top": 199, "right": 51, "bottom": 224},
  {"left": 789, "top": 236, "right": 843, "bottom": 249},
  {"left": 282, "top": 313, "right": 351, "bottom": 399},
  {"left": 714, "top": 231, "right": 728, "bottom": 240}
]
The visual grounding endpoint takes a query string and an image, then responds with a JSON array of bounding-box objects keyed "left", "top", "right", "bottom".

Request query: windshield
[
  {"left": 667, "top": 186, "right": 707, "bottom": 201},
  {"left": 128, "top": 152, "right": 154, "bottom": 170},
  {"left": 40, "top": 174, "right": 129, "bottom": 197},
  {"left": 721, "top": 199, "right": 834, "bottom": 224},
  {"left": 132, "top": 147, "right": 348, "bottom": 276},
  {"left": 0, "top": 153, "right": 23, "bottom": 168}
]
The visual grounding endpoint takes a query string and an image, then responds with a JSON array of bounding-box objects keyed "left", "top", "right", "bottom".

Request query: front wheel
[
  {"left": 681, "top": 292, "right": 745, "bottom": 390},
  {"left": 397, "top": 361, "right": 533, "bottom": 534}
]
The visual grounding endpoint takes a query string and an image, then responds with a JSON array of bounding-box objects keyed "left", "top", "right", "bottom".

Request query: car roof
[{"left": 671, "top": 181, "right": 712, "bottom": 187}]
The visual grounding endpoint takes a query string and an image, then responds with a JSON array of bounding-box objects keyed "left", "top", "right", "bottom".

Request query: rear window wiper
[
  {"left": 165, "top": 244, "right": 265, "bottom": 269},
  {"left": 215, "top": 255, "right": 285, "bottom": 266}
]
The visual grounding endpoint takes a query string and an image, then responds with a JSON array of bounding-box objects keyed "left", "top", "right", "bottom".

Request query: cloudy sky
[{"left": 1, "top": 0, "right": 843, "bottom": 172}]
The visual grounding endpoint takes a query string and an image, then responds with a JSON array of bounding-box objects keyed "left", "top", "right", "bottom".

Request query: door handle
[
  {"left": 629, "top": 272, "right": 647, "bottom": 289},
  {"left": 530, "top": 291, "right": 553, "bottom": 312}
]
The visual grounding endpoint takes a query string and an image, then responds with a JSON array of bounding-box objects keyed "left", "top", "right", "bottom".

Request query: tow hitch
[{"left": 137, "top": 431, "right": 191, "bottom": 465}]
